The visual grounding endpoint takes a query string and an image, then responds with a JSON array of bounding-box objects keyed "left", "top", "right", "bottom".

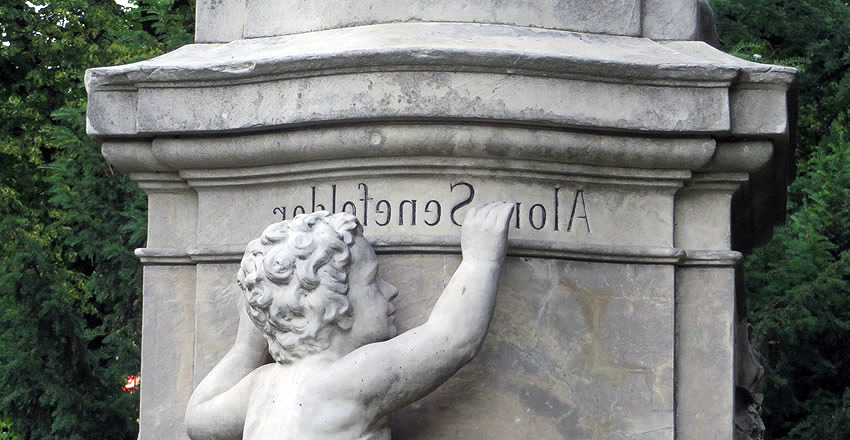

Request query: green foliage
[
  {"left": 0, "top": 0, "right": 193, "bottom": 438},
  {"left": 711, "top": 0, "right": 850, "bottom": 160},
  {"left": 745, "top": 119, "right": 850, "bottom": 438},
  {"left": 727, "top": 40, "right": 807, "bottom": 73},
  {"left": 1, "top": 0, "right": 847, "bottom": 439},
  {"left": 712, "top": 2, "right": 850, "bottom": 438},
  {"left": 0, "top": 419, "right": 17, "bottom": 440}
]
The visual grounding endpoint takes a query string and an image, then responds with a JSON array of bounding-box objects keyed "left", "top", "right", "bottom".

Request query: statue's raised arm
[
  {"left": 320, "top": 202, "right": 514, "bottom": 418},
  {"left": 186, "top": 203, "right": 513, "bottom": 440}
]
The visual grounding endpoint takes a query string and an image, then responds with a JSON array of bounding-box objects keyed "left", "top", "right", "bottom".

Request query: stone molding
[
  {"left": 98, "top": 123, "right": 785, "bottom": 254},
  {"left": 179, "top": 157, "right": 692, "bottom": 189},
  {"left": 85, "top": 23, "right": 795, "bottom": 137},
  {"left": 149, "top": 125, "right": 718, "bottom": 171},
  {"left": 134, "top": 240, "right": 743, "bottom": 266}
]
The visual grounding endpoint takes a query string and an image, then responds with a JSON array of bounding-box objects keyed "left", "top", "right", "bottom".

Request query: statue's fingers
[
  {"left": 484, "top": 202, "right": 503, "bottom": 224},
  {"left": 474, "top": 203, "right": 494, "bottom": 224},
  {"left": 495, "top": 203, "right": 514, "bottom": 228}
]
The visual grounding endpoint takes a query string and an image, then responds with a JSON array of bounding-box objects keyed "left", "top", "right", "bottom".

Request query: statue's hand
[{"left": 460, "top": 202, "right": 514, "bottom": 264}]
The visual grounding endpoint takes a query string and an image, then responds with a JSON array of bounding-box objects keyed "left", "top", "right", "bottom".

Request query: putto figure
[{"left": 185, "top": 202, "right": 514, "bottom": 440}]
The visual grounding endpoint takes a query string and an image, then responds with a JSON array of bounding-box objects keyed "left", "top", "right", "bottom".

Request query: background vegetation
[
  {"left": 0, "top": 0, "right": 847, "bottom": 438},
  {"left": 0, "top": 1, "right": 191, "bottom": 438},
  {"left": 711, "top": 0, "right": 850, "bottom": 438}
]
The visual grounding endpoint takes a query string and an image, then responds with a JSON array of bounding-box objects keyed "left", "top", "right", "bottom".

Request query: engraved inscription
[{"left": 272, "top": 181, "right": 591, "bottom": 233}]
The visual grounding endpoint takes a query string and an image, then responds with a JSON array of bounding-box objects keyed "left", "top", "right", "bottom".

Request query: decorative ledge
[{"left": 135, "top": 240, "right": 742, "bottom": 266}]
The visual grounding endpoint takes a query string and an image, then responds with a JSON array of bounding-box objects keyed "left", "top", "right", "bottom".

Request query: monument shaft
[{"left": 87, "top": 1, "right": 796, "bottom": 438}]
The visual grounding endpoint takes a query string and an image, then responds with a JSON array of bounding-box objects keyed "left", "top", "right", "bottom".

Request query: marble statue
[{"left": 185, "top": 202, "right": 515, "bottom": 439}]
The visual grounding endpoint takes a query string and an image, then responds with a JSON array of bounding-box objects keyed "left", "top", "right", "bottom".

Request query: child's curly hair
[{"left": 237, "top": 211, "right": 361, "bottom": 364}]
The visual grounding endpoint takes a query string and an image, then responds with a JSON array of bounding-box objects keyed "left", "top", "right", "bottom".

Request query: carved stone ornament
[{"left": 185, "top": 203, "right": 515, "bottom": 439}]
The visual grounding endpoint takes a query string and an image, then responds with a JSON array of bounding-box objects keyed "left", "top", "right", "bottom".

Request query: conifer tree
[
  {"left": 0, "top": 1, "right": 192, "bottom": 438},
  {"left": 712, "top": 1, "right": 850, "bottom": 438}
]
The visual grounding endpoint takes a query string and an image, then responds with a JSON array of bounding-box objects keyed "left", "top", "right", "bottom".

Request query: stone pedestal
[{"left": 87, "top": 2, "right": 795, "bottom": 438}]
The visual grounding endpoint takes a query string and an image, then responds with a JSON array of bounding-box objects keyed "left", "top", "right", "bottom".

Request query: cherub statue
[{"left": 185, "top": 202, "right": 515, "bottom": 439}]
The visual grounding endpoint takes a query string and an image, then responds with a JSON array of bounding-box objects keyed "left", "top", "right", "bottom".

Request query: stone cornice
[
  {"left": 86, "top": 23, "right": 749, "bottom": 91},
  {"left": 85, "top": 23, "right": 795, "bottom": 138}
]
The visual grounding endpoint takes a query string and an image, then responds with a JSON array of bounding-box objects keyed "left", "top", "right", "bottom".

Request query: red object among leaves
[{"left": 122, "top": 375, "right": 139, "bottom": 393}]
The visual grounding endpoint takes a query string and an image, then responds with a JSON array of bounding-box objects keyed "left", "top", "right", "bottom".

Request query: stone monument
[{"left": 86, "top": 0, "right": 797, "bottom": 438}]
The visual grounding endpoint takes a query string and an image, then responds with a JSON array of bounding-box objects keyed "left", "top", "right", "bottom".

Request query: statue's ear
[
  {"left": 336, "top": 315, "right": 353, "bottom": 331},
  {"left": 323, "top": 293, "right": 353, "bottom": 330}
]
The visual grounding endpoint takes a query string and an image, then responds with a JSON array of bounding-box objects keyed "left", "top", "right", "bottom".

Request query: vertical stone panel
[
  {"left": 193, "top": 263, "right": 242, "bottom": 385},
  {"left": 145, "top": 190, "right": 198, "bottom": 249},
  {"left": 384, "top": 255, "right": 675, "bottom": 439},
  {"left": 195, "top": 0, "right": 246, "bottom": 43},
  {"left": 675, "top": 189, "right": 733, "bottom": 250},
  {"left": 137, "top": 185, "right": 198, "bottom": 439},
  {"left": 675, "top": 267, "right": 736, "bottom": 440},
  {"left": 731, "top": 86, "right": 791, "bottom": 135},
  {"left": 642, "top": 0, "right": 699, "bottom": 40},
  {"left": 85, "top": 90, "right": 137, "bottom": 136},
  {"left": 139, "top": 266, "right": 196, "bottom": 440}
]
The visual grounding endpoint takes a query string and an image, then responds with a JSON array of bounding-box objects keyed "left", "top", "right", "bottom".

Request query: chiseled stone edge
[
  {"left": 125, "top": 70, "right": 729, "bottom": 135},
  {"left": 149, "top": 124, "right": 716, "bottom": 171},
  {"left": 86, "top": 23, "right": 748, "bottom": 91},
  {"left": 104, "top": 126, "right": 717, "bottom": 174},
  {"left": 370, "top": 236, "right": 689, "bottom": 264},
  {"left": 84, "top": 23, "right": 795, "bottom": 139},
  {"left": 133, "top": 240, "right": 742, "bottom": 266},
  {"left": 126, "top": 172, "right": 191, "bottom": 193},
  {"left": 662, "top": 40, "right": 798, "bottom": 84},
  {"left": 680, "top": 249, "right": 744, "bottom": 266},
  {"left": 82, "top": 23, "right": 790, "bottom": 138},
  {"left": 135, "top": 247, "right": 195, "bottom": 265},
  {"left": 178, "top": 156, "right": 692, "bottom": 190}
]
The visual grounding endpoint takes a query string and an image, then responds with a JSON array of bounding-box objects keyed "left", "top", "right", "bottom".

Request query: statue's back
[{"left": 243, "top": 363, "right": 392, "bottom": 440}]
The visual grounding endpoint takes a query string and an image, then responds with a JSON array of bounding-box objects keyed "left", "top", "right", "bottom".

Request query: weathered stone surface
[
  {"left": 86, "top": 3, "right": 796, "bottom": 438},
  {"left": 86, "top": 23, "right": 797, "bottom": 137},
  {"left": 675, "top": 267, "right": 736, "bottom": 440},
  {"left": 195, "top": 0, "right": 644, "bottom": 43},
  {"left": 194, "top": 0, "right": 244, "bottom": 43},
  {"left": 643, "top": 0, "right": 699, "bottom": 40},
  {"left": 85, "top": 90, "right": 135, "bottom": 136},
  {"left": 150, "top": 125, "right": 716, "bottom": 170},
  {"left": 86, "top": 23, "right": 746, "bottom": 91},
  {"left": 675, "top": 189, "right": 735, "bottom": 250},
  {"left": 187, "top": 165, "right": 679, "bottom": 250},
  {"left": 131, "top": 70, "right": 728, "bottom": 134},
  {"left": 140, "top": 266, "right": 195, "bottom": 440},
  {"left": 188, "top": 253, "right": 675, "bottom": 439},
  {"left": 389, "top": 255, "right": 676, "bottom": 438},
  {"left": 243, "top": 0, "right": 642, "bottom": 40},
  {"left": 193, "top": 0, "right": 723, "bottom": 43},
  {"left": 192, "top": 264, "right": 241, "bottom": 385}
]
